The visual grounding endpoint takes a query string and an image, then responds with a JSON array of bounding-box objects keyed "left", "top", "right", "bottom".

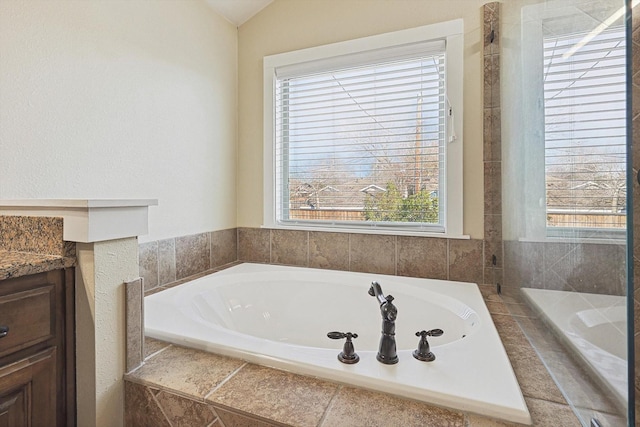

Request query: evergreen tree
[{"left": 364, "top": 182, "right": 439, "bottom": 223}]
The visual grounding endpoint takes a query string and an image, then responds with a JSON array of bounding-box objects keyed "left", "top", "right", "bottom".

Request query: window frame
[
  {"left": 519, "top": 2, "right": 627, "bottom": 243},
  {"left": 263, "top": 19, "right": 464, "bottom": 237}
]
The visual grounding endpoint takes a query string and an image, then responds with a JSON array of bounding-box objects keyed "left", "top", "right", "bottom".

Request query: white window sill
[
  {"left": 517, "top": 234, "right": 625, "bottom": 245},
  {"left": 261, "top": 223, "right": 470, "bottom": 240}
]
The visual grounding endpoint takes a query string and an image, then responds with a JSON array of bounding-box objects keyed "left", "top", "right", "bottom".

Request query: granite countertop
[
  {"left": 0, "top": 215, "right": 76, "bottom": 281},
  {"left": 0, "top": 250, "right": 75, "bottom": 281}
]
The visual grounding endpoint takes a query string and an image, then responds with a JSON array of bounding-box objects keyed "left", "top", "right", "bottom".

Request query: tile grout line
[
  {"left": 208, "top": 418, "right": 224, "bottom": 427},
  {"left": 208, "top": 403, "right": 226, "bottom": 427},
  {"left": 316, "top": 385, "right": 343, "bottom": 427},
  {"left": 148, "top": 386, "right": 176, "bottom": 427},
  {"left": 394, "top": 235, "right": 398, "bottom": 276},
  {"left": 143, "top": 343, "right": 172, "bottom": 361},
  {"left": 125, "top": 344, "right": 173, "bottom": 376},
  {"left": 203, "top": 362, "right": 248, "bottom": 401}
]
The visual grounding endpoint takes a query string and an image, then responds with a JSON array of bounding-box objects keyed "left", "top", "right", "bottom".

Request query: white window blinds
[
  {"left": 544, "top": 27, "right": 627, "bottom": 230},
  {"left": 274, "top": 43, "right": 447, "bottom": 230}
]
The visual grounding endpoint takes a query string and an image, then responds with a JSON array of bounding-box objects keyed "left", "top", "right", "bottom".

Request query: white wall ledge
[{"left": 0, "top": 199, "right": 158, "bottom": 243}]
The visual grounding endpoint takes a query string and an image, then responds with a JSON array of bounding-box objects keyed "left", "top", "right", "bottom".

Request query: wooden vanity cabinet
[{"left": 0, "top": 269, "right": 75, "bottom": 427}]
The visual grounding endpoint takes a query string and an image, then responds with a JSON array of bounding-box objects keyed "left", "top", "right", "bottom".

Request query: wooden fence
[
  {"left": 290, "top": 208, "right": 626, "bottom": 229},
  {"left": 289, "top": 208, "right": 365, "bottom": 221},
  {"left": 547, "top": 212, "right": 626, "bottom": 228}
]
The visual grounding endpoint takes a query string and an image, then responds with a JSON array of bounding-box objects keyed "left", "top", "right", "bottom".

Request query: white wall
[
  {"left": 237, "top": 0, "right": 491, "bottom": 239},
  {"left": 0, "top": 0, "right": 238, "bottom": 242}
]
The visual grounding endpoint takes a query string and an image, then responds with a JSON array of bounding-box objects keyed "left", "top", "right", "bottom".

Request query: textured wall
[{"left": 0, "top": 0, "right": 238, "bottom": 242}]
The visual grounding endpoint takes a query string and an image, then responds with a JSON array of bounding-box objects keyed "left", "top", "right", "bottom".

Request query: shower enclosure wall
[{"left": 500, "top": 0, "right": 633, "bottom": 426}]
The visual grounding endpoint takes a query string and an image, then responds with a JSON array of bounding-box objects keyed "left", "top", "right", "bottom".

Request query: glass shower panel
[{"left": 501, "top": 0, "right": 630, "bottom": 425}]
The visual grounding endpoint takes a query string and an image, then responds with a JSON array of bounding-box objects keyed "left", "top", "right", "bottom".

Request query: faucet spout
[
  {"left": 368, "top": 281, "right": 398, "bottom": 364},
  {"left": 368, "top": 281, "right": 386, "bottom": 305}
]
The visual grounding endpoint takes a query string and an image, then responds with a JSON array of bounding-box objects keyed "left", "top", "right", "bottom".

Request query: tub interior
[{"left": 189, "top": 272, "right": 479, "bottom": 351}]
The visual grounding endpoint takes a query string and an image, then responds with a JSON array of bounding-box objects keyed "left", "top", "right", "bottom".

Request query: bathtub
[
  {"left": 521, "top": 288, "right": 627, "bottom": 408},
  {"left": 145, "top": 263, "right": 531, "bottom": 424}
]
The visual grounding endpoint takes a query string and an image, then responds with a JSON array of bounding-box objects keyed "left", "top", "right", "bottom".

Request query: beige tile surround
[
  {"left": 140, "top": 226, "right": 627, "bottom": 299},
  {"left": 139, "top": 228, "right": 237, "bottom": 292},
  {"left": 139, "top": 227, "right": 489, "bottom": 294}
]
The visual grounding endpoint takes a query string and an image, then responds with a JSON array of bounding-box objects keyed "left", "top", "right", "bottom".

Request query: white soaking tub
[
  {"left": 145, "top": 263, "right": 531, "bottom": 424},
  {"left": 521, "top": 288, "right": 627, "bottom": 408}
]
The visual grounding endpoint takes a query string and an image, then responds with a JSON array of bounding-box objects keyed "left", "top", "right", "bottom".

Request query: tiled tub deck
[{"left": 125, "top": 275, "right": 590, "bottom": 427}]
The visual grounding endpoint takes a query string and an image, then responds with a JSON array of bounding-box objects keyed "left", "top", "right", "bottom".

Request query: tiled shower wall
[{"left": 504, "top": 241, "right": 627, "bottom": 296}]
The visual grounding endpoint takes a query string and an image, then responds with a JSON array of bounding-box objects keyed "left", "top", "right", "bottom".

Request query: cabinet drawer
[{"left": 0, "top": 285, "right": 55, "bottom": 358}]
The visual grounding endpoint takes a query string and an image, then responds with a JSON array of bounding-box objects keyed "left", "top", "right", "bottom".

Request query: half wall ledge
[{"left": 0, "top": 199, "right": 158, "bottom": 243}]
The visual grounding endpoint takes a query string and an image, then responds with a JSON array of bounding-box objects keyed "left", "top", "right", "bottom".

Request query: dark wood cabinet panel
[
  {"left": 0, "top": 388, "right": 27, "bottom": 427},
  {"left": 0, "top": 269, "right": 75, "bottom": 427},
  {"left": 0, "top": 285, "right": 55, "bottom": 358},
  {"left": 0, "top": 347, "right": 57, "bottom": 427}
]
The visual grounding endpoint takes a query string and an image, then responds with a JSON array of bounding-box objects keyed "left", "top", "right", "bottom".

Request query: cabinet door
[
  {"left": 0, "top": 388, "right": 26, "bottom": 427},
  {"left": 0, "top": 348, "right": 56, "bottom": 427}
]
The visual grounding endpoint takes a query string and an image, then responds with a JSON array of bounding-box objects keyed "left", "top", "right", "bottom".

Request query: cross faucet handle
[
  {"left": 327, "top": 331, "right": 359, "bottom": 364},
  {"left": 413, "top": 328, "right": 444, "bottom": 362},
  {"left": 327, "top": 331, "right": 358, "bottom": 340},
  {"left": 416, "top": 329, "right": 443, "bottom": 338}
]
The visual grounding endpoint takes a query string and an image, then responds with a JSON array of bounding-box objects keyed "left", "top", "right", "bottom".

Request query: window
[
  {"left": 543, "top": 27, "right": 627, "bottom": 234},
  {"left": 264, "top": 20, "right": 464, "bottom": 236},
  {"left": 515, "top": 1, "right": 628, "bottom": 241}
]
